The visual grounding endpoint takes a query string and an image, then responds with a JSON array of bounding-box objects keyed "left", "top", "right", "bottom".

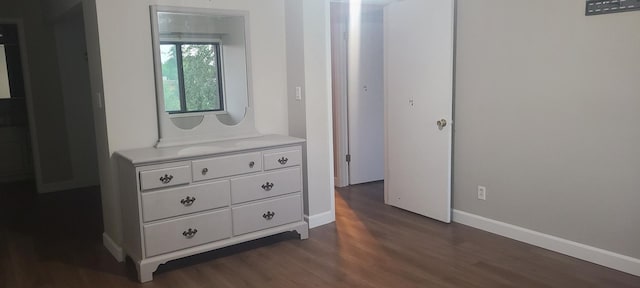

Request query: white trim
[
  {"left": 102, "top": 232, "right": 125, "bottom": 263},
  {"left": 330, "top": 4, "right": 350, "bottom": 188},
  {"left": 305, "top": 210, "right": 335, "bottom": 229},
  {"left": 325, "top": 0, "right": 337, "bottom": 238},
  {"left": 452, "top": 209, "right": 640, "bottom": 277}
]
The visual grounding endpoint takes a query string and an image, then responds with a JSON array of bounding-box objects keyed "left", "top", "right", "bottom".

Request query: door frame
[
  {"left": 331, "top": 3, "right": 350, "bottom": 188},
  {"left": 0, "top": 18, "right": 44, "bottom": 190}
]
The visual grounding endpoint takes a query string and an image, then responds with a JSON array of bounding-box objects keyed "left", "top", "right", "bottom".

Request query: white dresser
[{"left": 115, "top": 135, "right": 308, "bottom": 282}]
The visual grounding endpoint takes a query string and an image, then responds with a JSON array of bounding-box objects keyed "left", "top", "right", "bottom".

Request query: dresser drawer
[
  {"left": 144, "top": 209, "right": 231, "bottom": 257},
  {"left": 192, "top": 152, "right": 262, "bottom": 182},
  {"left": 230, "top": 168, "right": 301, "bottom": 204},
  {"left": 139, "top": 165, "right": 191, "bottom": 191},
  {"left": 263, "top": 149, "right": 302, "bottom": 171},
  {"left": 141, "top": 181, "right": 230, "bottom": 222},
  {"left": 232, "top": 194, "right": 302, "bottom": 236}
]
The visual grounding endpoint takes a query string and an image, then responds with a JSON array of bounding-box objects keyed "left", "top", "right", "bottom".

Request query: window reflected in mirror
[
  {"left": 0, "top": 24, "right": 25, "bottom": 100},
  {"left": 0, "top": 44, "right": 10, "bottom": 99},
  {"left": 161, "top": 42, "right": 223, "bottom": 113}
]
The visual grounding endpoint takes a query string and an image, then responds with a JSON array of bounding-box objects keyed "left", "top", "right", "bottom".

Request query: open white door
[{"left": 384, "top": 0, "right": 454, "bottom": 223}]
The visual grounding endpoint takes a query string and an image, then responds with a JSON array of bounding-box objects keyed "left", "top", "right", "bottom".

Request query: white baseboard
[
  {"left": 305, "top": 210, "right": 335, "bottom": 229},
  {"left": 452, "top": 209, "right": 640, "bottom": 277},
  {"left": 102, "top": 232, "right": 125, "bottom": 262}
]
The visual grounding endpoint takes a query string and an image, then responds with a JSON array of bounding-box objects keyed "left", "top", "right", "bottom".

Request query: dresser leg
[
  {"left": 297, "top": 224, "right": 309, "bottom": 240},
  {"left": 135, "top": 262, "right": 157, "bottom": 283}
]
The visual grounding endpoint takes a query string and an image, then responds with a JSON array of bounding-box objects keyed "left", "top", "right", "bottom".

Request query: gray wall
[
  {"left": 54, "top": 6, "right": 99, "bottom": 189},
  {"left": 454, "top": 0, "right": 640, "bottom": 258},
  {"left": 42, "top": 0, "right": 82, "bottom": 20}
]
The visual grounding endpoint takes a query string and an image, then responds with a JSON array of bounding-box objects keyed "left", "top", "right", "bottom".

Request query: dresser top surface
[{"left": 115, "top": 134, "right": 305, "bottom": 165}]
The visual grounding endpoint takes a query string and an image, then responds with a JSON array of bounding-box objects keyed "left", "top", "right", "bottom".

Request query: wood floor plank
[{"left": 0, "top": 180, "right": 638, "bottom": 287}]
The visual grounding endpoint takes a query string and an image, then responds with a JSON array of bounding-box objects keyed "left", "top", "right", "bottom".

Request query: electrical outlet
[{"left": 477, "top": 186, "right": 486, "bottom": 200}]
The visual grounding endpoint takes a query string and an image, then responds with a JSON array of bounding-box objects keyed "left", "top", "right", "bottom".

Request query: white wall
[
  {"left": 84, "top": 0, "right": 339, "bottom": 254},
  {"left": 82, "top": 0, "right": 119, "bottom": 256},
  {"left": 285, "top": 0, "right": 308, "bottom": 212},
  {"left": 302, "top": 0, "right": 335, "bottom": 220},
  {"left": 285, "top": 0, "right": 335, "bottom": 226},
  {"left": 454, "top": 0, "right": 640, "bottom": 259}
]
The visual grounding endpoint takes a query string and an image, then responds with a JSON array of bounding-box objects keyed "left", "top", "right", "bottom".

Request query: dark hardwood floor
[{"left": 1, "top": 180, "right": 638, "bottom": 287}]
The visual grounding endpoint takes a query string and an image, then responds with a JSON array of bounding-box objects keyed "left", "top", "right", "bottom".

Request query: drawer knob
[
  {"left": 201, "top": 168, "right": 208, "bottom": 175},
  {"left": 159, "top": 174, "right": 173, "bottom": 184},
  {"left": 262, "top": 211, "right": 275, "bottom": 220},
  {"left": 261, "top": 182, "right": 274, "bottom": 191},
  {"left": 249, "top": 161, "right": 255, "bottom": 168},
  {"left": 277, "top": 157, "right": 289, "bottom": 165},
  {"left": 180, "top": 196, "right": 196, "bottom": 206},
  {"left": 182, "top": 228, "right": 198, "bottom": 239}
]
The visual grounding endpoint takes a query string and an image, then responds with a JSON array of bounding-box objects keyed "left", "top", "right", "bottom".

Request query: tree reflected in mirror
[{"left": 161, "top": 43, "right": 222, "bottom": 113}]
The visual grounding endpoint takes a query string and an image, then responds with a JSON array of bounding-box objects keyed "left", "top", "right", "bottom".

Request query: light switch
[
  {"left": 96, "top": 92, "right": 103, "bottom": 109},
  {"left": 295, "top": 86, "right": 302, "bottom": 101}
]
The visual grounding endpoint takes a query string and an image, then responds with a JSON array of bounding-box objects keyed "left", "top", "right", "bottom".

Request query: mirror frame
[{"left": 150, "top": 5, "right": 259, "bottom": 148}]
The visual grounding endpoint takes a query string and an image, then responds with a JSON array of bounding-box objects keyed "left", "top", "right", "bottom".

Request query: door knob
[{"left": 437, "top": 119, "right": 447, "bottom": 130}]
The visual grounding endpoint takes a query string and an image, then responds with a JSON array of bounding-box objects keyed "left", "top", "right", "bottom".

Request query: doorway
[
  {"left": 0, "top": 1, "right": 99, "bottom": 193},
  {"left": 0, "top": 23, "right": 32, "bottom": 182},
  {"left": 331, "top": 2, "right": 385, "bottom": 188},
  {"left": 330, "top": 0, "right": 455, "bottom": 223}
]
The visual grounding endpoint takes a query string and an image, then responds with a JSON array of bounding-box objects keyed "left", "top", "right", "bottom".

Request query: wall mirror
[{"left": 150, "top": 6, "right": 258, "bottom": 147}]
